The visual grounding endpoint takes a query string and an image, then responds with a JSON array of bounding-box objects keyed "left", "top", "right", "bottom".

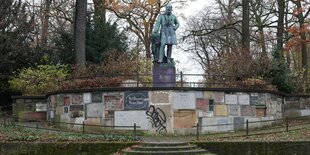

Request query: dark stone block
[
  {"left": 153, "top": 63, "right": 176, "bottom": 87},
  {"left": 124, "top": 91, "right": 148, "bottom": 110}
]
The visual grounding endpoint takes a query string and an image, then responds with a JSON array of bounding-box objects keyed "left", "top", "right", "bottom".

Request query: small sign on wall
[
  {"left": 83, "top": 93, "right": 91, "bottom": 104},
  {"left": 124, "top": 91, "right": 148, "bottom": 110}
]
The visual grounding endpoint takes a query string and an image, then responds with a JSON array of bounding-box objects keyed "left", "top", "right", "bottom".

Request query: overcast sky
[{"left": 173, "top": 0, "right": 211, "bottom": 82}]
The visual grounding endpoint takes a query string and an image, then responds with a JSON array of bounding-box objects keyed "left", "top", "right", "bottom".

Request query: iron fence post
[
  {"left": 36, "top": 121, "right": 39, "bottom": 130},
  {"left": 136, "top": 72, "right": 140, "bottom": 87},
  {"left": 246, "top": 119, "right": 249, "bottom": 136},
  {"left": 180, "top": 72, "right": 183, "bottom": 87},
  {"left": 134, "top": 123, "right": 137, "bottom": 140},
  {"left": 82, "top": 122, "right": 85, "bottom": 134},
  {"left": 286, "top": 117, "right": 289, "bottom": 132},
  {"left": 196, "top": 123, "right": 199, "bottom": 141}
]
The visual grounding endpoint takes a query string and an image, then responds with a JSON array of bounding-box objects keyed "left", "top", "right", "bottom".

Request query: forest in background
[{"left": 0, "top": 0, "right": 309, "bottom": 102}]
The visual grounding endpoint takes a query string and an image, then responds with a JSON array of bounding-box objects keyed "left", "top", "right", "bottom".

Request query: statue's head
[{"left": 165, "top": 4, "right": 172, "bottom": 15}]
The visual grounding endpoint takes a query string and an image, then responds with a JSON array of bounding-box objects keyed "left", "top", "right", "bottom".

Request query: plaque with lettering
[
  {"left": 92, "top": 92, "right": 102, "bottom": 103},
  {"left": 70, "top": 105, "right": 84, "bottom": 111},
  {"left": 124, "top": 91, "right": 148, "bottom": 110},
  {"left": 104, "top": 95, "right": 124, "bottom": 111}
]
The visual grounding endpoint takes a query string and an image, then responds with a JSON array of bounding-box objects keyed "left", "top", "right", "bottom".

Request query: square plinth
[{"left": 153, "top": 63, "right": 176, "bottom": 87}]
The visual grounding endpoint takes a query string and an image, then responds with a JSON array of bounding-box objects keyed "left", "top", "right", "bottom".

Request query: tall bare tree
[{"left": 74, "top": 0, "right": 87, "bottom": 67}]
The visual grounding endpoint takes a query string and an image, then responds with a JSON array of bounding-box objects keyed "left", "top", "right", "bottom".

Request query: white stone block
[{"left": 115, "top": 111, "right": 149, "bottom": 130}]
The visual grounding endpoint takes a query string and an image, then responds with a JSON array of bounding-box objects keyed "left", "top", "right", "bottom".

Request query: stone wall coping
[{"left": 11, "top": 95, "right": 47, "bottom": 99}]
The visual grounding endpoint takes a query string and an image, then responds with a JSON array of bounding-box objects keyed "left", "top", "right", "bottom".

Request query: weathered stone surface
[
  {"left": 201, "top": 117, "right": 243, "bottom": 132},
  {"left": 57, "top": 95, "right": 64, "bottom": 106},
  {"left": 238, "top": 94, "right": 250, "bottom": 105},
  {"left": 256, "top": 106, "right": 266, "bottom": 117},
  {"left": 86, "top": 103, "right": 103, "bottom": 118},
  {"left": 240, "top": 105, "right": 256, "bottom": 116},
  {"left": 213, "top": 92, "right": 224, "bottom": 104},
  {"left": 266, "top": 101, "right": 278, "bottom": 116},
  {"left": 83, "top": 93, "right": 91, "bottom": 104},
  {"left": 115, "top": 111, "right": 149, "bottom": 130},
  {"left": 258, "top": 93, "right": 267, "bottom": 105},
  {"left": 92, "top": 92, "right": 102, "bottom": 103},
  {"left": 214, "top": 104, "right": 228, "bottom": 116},
  {"left": 171, "top": 92, "right": 196, "bottom": 110},
  {"left": 204, "top": 91, "right": 213, "bottom": 99},
  {"left": 228, "top": 105, "right": 240, "bottom": 116},
  {"left": 35, "top": 103, "right": 47, "bottom": 112},
  {"left": 56, "top": 106, "right": 64, "bottom": 115},
  {"left": 250, "top": 93, "right": 258, "bottom": 105},
  {"left": 60, "top": 114, "right": 70, "bottom": 129},
  {"left": 196, "top": 98, "right": 208, "bottom": 112},
  {"left": 104, "top": 95, "right": 124, "bottom": 111},
  {"left": 85, "top": 118, "right": 101, "bottom": 125},
  {"left": 50, "top": 95, "right": 56, "bottom": 108},
  {"left": 301, "top": 98, "right": 310, "bottom": 109},
  {"left": 73, "top": 117, "right": 84, "bottom": 131},
  {"left": 64, "top": 96, "right": 70, "bottom": 106},
  {"left": 147, "top": 104, "right": 173, "bottom": 133},
  {"left": 71, "top": 94, "right": 83, "bottom": 104},
  {"left": 225, "top": 95, "right": 238, "bottom": 105},
  {"left": 173, "top": 110, "right": 196, "bottom": 128},
  {"left": 149, "top": 91, "right": 170, "bottom": 104},
  {"left": 195, "top": 91, "right": 204, "bottom": 98}
]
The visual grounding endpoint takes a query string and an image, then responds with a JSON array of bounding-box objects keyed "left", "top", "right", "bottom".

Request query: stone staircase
[{"left": 122, "top": 142, "right": 213, "bottom": 155}]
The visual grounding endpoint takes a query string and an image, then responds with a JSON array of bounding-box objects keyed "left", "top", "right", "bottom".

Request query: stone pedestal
[{"left": 153, "top": 63, "right": 176, "bottom": 87}]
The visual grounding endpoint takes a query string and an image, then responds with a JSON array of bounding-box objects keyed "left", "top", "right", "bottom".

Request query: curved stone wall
[{"left": 46, "top": 88, "right": 287, "bottom": 134}]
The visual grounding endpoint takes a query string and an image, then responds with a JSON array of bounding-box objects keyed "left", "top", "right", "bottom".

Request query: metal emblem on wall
[{"left": 124, "top": 91, "right": 148, "bottom": 110}]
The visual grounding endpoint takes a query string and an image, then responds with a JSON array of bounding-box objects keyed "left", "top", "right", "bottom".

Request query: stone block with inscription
[
  {"left": 92, "top": 92, "right": 102, "bottom": 103},
  {"left": 196, "top": 98, "right": 209, "bottom": 112},
  {"left": 86, "top": 103, "right": 103, "bottom": 118},
  {"left": 214, "top": 104, "right": 228, "bottom": 116},
  {"left": 213, "top": 92, "right": 224, "bottom": 104},
  {"left": 238, "top": 94, "right": 250, "bottom": 105},
  {"left": 83, "top": 93, "right": 91, "bottom": 104},
  {"left": 64, "top": 96, "right": 70, "bottom": 106},
  {"left": 172, "top": 92, "right": 196, "bottom": 110},
  {"left": 228, "top": 105, "right": 240, "bottom": 116},
  {"left": 72, "top": 94, "right": 83, "bottom": 104},
  {"left": 152, "top": 63, "right": 176, "bottom": 87},
  {"left": 173, "top": 110, "right": 196, "bottom": 128},
  {"left": 240, "top": 105, "right": 256, "bottom": 116},
  {"left": 149, "top": 91, "right": 171, "bottom": 104},
  {"left": 104, "top": 95, "right": 124, "bottom": 111},
  {"left": 225, "top": 94, "right": 238, "bottom": 105}
]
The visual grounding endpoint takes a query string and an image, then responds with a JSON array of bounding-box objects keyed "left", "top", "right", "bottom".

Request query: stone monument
[{"left": 152, "top": 4, "right": 179, "bottom": 87}]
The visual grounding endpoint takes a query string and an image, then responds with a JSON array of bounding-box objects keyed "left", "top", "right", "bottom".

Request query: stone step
[
  {"left": 141, "top": 142, "right": 189, "bottom": 147},
  {"left": 132, "top": 145, "right": 197, "bottom": 151},
  {"left": 122, "top": 149, "right": 211, "bottom": 155}
]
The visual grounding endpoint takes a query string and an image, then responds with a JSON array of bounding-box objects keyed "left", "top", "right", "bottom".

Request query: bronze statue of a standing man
[{"left": 153, "top": 4, "right": 180, "bottom": 64}]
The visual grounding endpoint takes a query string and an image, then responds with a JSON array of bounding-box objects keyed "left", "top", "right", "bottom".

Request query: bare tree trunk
[
  {"left": 74, "top": 0, "right": 87, "bottom": 68},
  {"left": 41, "top": 0, "right": 51, "bottom": 49},
  {"left": 294, "top": 0, "right": 308, "bottom": 81},
  {"left": 242, "top": 0, "right": 250, "bottom": 52},
  {"left": 276, "top": 0, "right": 285, "bottom": 56}
]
